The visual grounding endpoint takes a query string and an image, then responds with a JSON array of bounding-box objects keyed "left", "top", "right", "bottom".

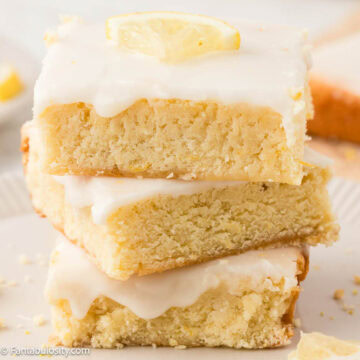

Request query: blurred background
[{"left": 1, "top": 0, "right": 360, "bottom": 177}]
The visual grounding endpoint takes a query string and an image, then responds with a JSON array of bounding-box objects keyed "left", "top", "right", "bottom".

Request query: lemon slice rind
[{"left": 106, "top": 12, "right": 240, "bottom": 63}]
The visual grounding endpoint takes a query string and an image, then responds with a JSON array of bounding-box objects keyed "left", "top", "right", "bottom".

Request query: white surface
[{"left": 0, "top": 173, "right": 359, "bottom": 359}]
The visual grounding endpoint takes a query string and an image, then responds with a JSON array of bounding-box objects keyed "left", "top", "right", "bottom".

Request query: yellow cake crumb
[
  {"left": 175, "top": 345, "right": 187, "bottom": 350},
  {"left": 343, "top": 147, "right": 357, "bottom": 161},
  {"left": 342, "top": 304, "right": 355, "bottom": 315},
  {"left": 289, "top": 87, "right": 304, "bottom": 101},
  {"left": 44, "top": 30, "right": 58, "bottom": 46},
  {"left": 180, "top": 173, "right": 197, "bottom": 181},
  {"left": 59, "top": 14, "right": 83, "bottom": 25},
  {"left": 18, "top": 254, "right": 32, "bottom": 265},
  {"left": 354, "top": 275, "right": 360, "bottom": 285},
  {"left": 33, "top": 314, "right": 46, "bottom": 326},
  {"left": 352, "top": 289, "right": 358, "bottom": 296},
  {"left": 0, "top": 318, "right": 6, "bottom": 329},
  {"left": 333, "top": 289, "right": 344, "bottom": 300},
  {"left": 169, "top": 339, "right": 178, "bottom": 347}
]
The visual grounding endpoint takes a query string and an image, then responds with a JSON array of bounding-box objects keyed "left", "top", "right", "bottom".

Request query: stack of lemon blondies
[{"left": 22, "top": 13, "right": 338, "bottom": 349}]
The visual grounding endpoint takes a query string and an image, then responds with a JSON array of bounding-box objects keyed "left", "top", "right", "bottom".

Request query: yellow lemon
[
  {"left": 288, "top": 332, "right": 360, "bottom": 360},
  {"left": 106, "top": 12, "right": 240, "bottom": 63},
  {"left": 0, "top": 64, "right": 23, "bottom": 102}
]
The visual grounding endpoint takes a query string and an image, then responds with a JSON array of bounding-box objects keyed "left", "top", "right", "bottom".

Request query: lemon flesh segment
[
  {"left": 288, "top": 332, "right": 360, "bottom": 360},
  {"left": 0, "top": 64, "right": 23, "bottom": 102},
  {"left": 106, "top": 12, "right": 240, "bottom": 63}
]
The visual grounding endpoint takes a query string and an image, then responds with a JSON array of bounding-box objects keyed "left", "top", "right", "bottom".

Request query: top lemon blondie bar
[{"left": 33, "top": 13, "right": 312, "bottom": 184}]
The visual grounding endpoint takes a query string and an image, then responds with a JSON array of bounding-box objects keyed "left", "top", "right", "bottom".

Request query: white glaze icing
[
  {"left": 45, "top": 239, "right": 302, "bottom": 320},
  {"left": 53, "top": 146, "right": 329, "bottom": 225},
  {"left": 33, "top": 18, "right": 311, "bottom": 147},
  {"left": 312, "top": 32, "right": 360, "bottom": 95},
  {"left": 53, "top": 175, "right": 244, "bottom": 224}
]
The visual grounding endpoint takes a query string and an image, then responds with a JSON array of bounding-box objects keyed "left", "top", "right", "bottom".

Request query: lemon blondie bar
[
  {"left": 47, "top": 239, "right": 308, "bottom": 349},
  {"left": 23, "top": 123, "right": 338, "bottom": 280},
  {"left": 32, "top": 14, "right": 312, "bottom": 184}
]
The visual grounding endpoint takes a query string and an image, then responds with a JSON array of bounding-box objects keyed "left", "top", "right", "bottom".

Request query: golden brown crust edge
[
  {"left": 308, "top": 76, "right": 360, "bottom": 143},
  {"left": 281, "top": 249, "right": 309, "bottom": 332}
]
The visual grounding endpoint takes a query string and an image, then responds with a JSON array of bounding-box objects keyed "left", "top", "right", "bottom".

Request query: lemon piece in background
[
  {"left": 106, "top": 12, "right": 240, "bottom": 63},
  {"left": 288, "top": 332, "right": 360, "bottom": 360},
  {"left": 0, "top": 64, "right": 23, "bottom": 102}
]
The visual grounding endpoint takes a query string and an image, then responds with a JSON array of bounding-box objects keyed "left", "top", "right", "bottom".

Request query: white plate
[
  {"left": 0, "top": 174, "right": 359, "bottom": 359},
  {"left": 0, "top": 37, "right": 39, "bottom": 124}
]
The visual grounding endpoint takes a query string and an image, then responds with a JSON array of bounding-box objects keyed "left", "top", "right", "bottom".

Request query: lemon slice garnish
[
  {"left": 0, "top": 64, "right": 23, "bottom": 102},
  {"left": 288, "top": 332, "right": 360, "bottom": 360},
  {"left": 106, "top": 12, "right": 240, "bottom": 63}
]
